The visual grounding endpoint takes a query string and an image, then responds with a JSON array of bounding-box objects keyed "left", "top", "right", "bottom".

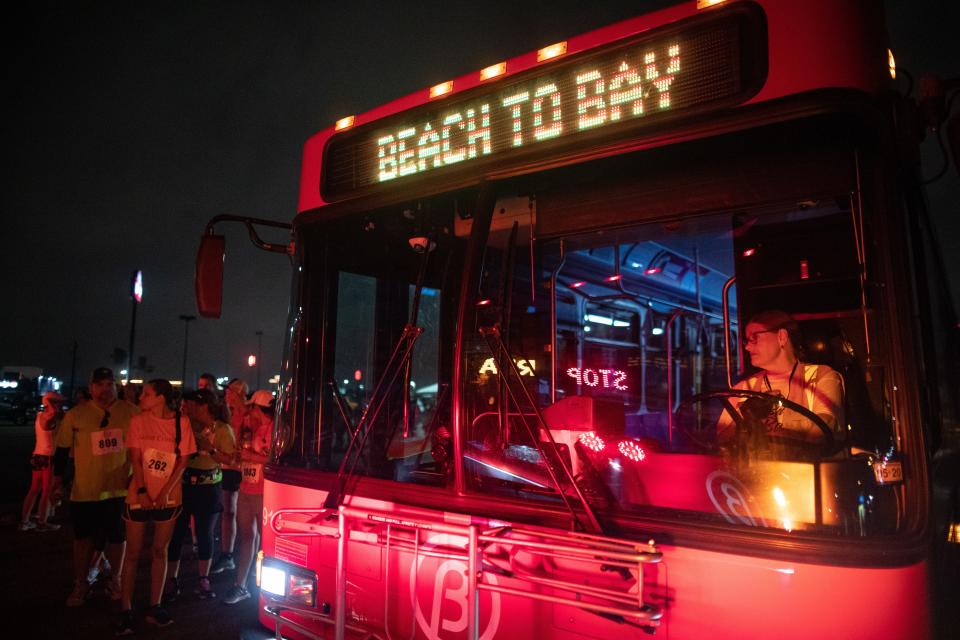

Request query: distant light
[
  {"left": 651, "top": 327, "right": 664, "bottom": 336},
  {"left": 248, "top": 355, "right": 257, "bottom": 367},
  {"left": 429, "top": 81, "right": 454, "bottom": 99},
  {"left": 170, "top": 380, "right": 183, "bottom": 387},
  {"left": 800, "top": 259, "right": 810, "bottom": 280},
  {"left": 354, "top": 369, "right": 362, "bottom": 381},
  {"left": 775, "top": 567, "right": 795, "bottom": 575},
  {"left": 569, "top": 281, "right": 586, "bottom": 289},
  {"left": 130, "top": 379, "right": 143, "bottom": 384},
  {"left": 537, "top": 41, "right": 567, "bottom": 62},
  {"left": 644, "top": 267, "right": 661, "bottom": 275},
  {"left": 630, "top": 262, "right": 642, "bottom": 269},
  {"left": 480, "top": 62, "right": 506, "bottom": 81},
  {"left": 583, "top": 325, "right": 591, "bottom": 333},
  {"left": 742, "top": 248, "right": 756, "bottom": 257},
  {"left": 120, "top": 370, "right": 128, "bottom": 376},
  {"left": 887, "top": 49, "right": 896, "bottom": 79},
  {"left": 0, "top": 381, "right": 18, "bottom": 389},
  {"left": 131, "top": 270, "right": 144, "bottom": 303},
  {"left": 335, "top": 115, "right": 355, "bottom": 131},
  {"left": 268, "top": 375, "right": 280, "bottom": 384}
]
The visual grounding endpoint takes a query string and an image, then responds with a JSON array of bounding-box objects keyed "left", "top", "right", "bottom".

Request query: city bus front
[{"left": 250, "top": 2, "right": 936, "bottom": 638}]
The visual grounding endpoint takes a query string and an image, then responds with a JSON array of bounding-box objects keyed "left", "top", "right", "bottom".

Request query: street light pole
[
  {"left": 255, "top": 330, "right": 263, "bottom": 389},
  {"left": 179, "top": 315, "right": 197, "bottom": 386}
]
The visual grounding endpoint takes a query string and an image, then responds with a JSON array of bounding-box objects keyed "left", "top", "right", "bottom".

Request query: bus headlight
[{"left": 259, "top": 557, "right": 317, "bottom": 608}]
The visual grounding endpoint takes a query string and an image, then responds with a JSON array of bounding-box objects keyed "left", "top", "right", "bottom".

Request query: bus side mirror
[{"left": 195, "top": 234, "right": 226, "bottom": 318}]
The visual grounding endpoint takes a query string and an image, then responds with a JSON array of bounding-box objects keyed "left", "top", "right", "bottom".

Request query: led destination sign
[{"left": 323, "top": 9, "right": 762, "bottom": 200}]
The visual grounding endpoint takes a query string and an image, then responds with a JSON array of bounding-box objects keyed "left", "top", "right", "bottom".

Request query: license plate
[{"left": 873, "top": 460, "right": 903, "bottom": 485}]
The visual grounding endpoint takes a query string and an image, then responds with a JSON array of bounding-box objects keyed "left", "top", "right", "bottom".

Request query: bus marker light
[
  {"left": 569, "top": 281, "right": 586, "bottom": 288},
  {"left": 537, "top": 41, "right": 567, "bottom": 62},
  {"left": 743, "top": 247, "right": 756, "bottom": 257},
  {"left": 335, "top": 115, "right": 355, "bottom": 131},
  {"left": 429, "top": 81, "right": 454, "bottom": 99},
  {"left": 606, "top": 274, "right": 622, "bottom": 281},
  {"left": 644, "top": 267, "right": 661, "bottom": 275},
  {"left": 476, "top": 298, "right": 492, "bottom": 306},
  {"left": 480, "top": 62, "right": 507, "bottom": 81}
]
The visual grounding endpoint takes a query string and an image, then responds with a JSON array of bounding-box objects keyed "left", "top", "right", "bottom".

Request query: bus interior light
[
  {"left": 335, "top": 115, "right": 355, "bottom": 131},
  {"left": 429, "top": 81, "right": 454, "bottom": 98},
  {"left": 537, "top": 41, "right": 567, "bottom": 62},
  {"left": 480, "top": 62, "right": 507, "bottom": 81}
]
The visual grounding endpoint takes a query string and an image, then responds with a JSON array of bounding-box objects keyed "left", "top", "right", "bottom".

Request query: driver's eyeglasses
[
  {"left": 743, "top": 329, "right": 777, "bottom": 346},
  {"left": 99, "top": 410, "right": 111, "bottom": 428}
]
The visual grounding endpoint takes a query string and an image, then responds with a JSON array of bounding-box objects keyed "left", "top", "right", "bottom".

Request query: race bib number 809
[{"left": 91, "top": 429, "right": 125, "bottom": 456}]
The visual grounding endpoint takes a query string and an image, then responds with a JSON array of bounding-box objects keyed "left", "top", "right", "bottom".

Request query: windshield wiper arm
[{"left": 479, "top": 325, "right": 604, "bottom": 534}]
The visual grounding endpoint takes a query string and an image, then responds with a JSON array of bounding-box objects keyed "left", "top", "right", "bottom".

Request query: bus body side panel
[{"left": 259, "top": 479, "right": 930, "bottom": 640}]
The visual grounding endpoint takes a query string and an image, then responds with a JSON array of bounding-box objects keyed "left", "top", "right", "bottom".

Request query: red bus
[{"left": 196, "top": 1, "right": 958, "bottom": 638}]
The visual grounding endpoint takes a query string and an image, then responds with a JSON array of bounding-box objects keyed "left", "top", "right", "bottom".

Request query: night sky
[{"left": 4, "top": 1, "right": 957, "bottom": 392}]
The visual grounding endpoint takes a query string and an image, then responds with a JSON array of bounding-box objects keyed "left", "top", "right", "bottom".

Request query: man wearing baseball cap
[{"left": 53, "top": 367, "right": 139, "bottom": 606}]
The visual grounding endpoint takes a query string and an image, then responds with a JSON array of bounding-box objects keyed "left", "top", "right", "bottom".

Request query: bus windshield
[{"left": 462, "top": 196, "right": 906, "bottom": 537}]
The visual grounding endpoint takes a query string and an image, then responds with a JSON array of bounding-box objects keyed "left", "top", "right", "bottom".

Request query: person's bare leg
[
  {"left": 107, "top": 541, "right": 126, "bottom": 588},
  {"left": 151, "top": 519, "right": 177, "bottom": 606},
  {"left": 74, "top": 538, "right": 95, "bottom": 585},
  {"left": 121, "top": 520, "right": 145, "bottom": 611},
  {"left": 20, "top": 472, "right": 42, "bottom": 524},
  {"left": 37, "top": 468, "right": 54, "bottom": 525},
  {"left": 222, "top": 490, "right": 238, "bottom": 556}
]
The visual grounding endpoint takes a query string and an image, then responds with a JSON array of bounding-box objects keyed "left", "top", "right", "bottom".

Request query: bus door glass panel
[{"left": 322, "top": 206, "right": 458, "bottom": 487}]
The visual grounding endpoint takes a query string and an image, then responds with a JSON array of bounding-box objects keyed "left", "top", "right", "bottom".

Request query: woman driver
[{"left": 718, "top": 310, "right": 844, "bottom": 449}]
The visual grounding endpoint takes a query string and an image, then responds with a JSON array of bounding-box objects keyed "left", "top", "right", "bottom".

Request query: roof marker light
[
  {"left": 644, "top": 267, "right": 661, "bottom": 275},
  {"left": 480, "top": 62, "right": 506, "bottom": 81},
  {"left": 429, "top": 81, "right": 454, "bottom": 99},
  {"left": 569, "top": 281, "right": 586, "bottom": 289},
  {"left": 335, "top": 116, "right": 355, "bottom": 131},
  {"left": 537, "top": 41, "right": 567, "bottom": 62},
  {"left": 606, "top": 274, "right": 622, "bottom": 282},
  {"left": 742, "top": 248, "right": 756, "bottom": 257}
]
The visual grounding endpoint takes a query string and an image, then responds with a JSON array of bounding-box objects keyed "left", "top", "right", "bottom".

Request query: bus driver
[{"left": 717, "top": 310, "right": 844, "bottom": 452}]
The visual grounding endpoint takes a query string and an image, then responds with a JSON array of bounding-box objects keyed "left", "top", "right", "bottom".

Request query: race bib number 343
[{"left": 91, "top": 429, "right": 125, "bottom": 456}]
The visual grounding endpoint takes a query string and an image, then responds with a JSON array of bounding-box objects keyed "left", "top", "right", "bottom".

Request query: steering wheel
[{"left": 679, "top": 389, "right": 838, "bottom": 458}]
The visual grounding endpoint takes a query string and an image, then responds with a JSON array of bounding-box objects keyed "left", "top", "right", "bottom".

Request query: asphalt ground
[{"left": 0, "top": 420, "right": 270, "bottom": 640}]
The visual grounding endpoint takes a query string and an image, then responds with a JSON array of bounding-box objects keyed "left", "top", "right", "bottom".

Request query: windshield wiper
[{"left": 479, "top": 325, "right": 604, "bottom": 534}]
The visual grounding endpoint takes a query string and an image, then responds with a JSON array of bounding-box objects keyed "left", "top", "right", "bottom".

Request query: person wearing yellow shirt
[{"left": 53, "top": 367, "right": 139, "bottom": 607}]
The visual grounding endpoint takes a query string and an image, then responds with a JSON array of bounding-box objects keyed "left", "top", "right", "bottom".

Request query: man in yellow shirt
[{"left": 53, "top": 367, "right": 139, "bottom": 606}]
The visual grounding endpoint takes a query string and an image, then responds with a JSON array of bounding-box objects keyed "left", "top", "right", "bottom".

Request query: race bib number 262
[{"left": 91, "top": 429, "right": 125, "bottom": 456}]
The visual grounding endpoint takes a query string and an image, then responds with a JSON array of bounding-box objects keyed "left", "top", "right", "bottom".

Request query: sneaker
[
  {"left": 86, "top": 564, "right": 101, "bottom": 585},
  {"left": 223, "top": 585, "right": 250, "bottom": 605},
  {"left": 18, "top": 520, "right": 36, "bottom": 531},
  {"left": 115, "top": 610, "right": 135, "bottom": 636},
  {"left": 145, "top": 605, "right": 173, "bottom": 627},
  {"left": 162, "top": 577, "right": 180, "bottom": 604},
  {"left": 66, "top": 581, "right": 90, "bottom": 607},
  {"left": 35, "top": 521, "right": 61, "bottom": 532},
  {"left": 194, "top": 576, "right": 216, "bottom": 599},
  {"left": 106, "top": 577, "right": 122, "bottom": 601},
  {"left": 210, "top": 555, "right": 236, "bottom": 575}
]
